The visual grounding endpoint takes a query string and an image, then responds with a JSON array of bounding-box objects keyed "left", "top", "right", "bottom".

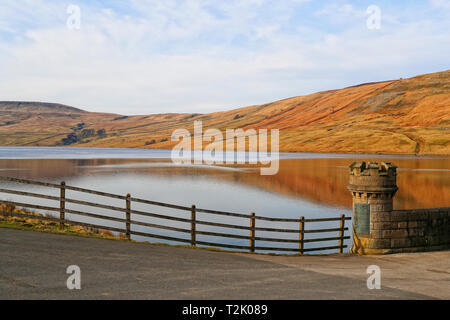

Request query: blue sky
[{"left": 0, "top": 0, "right": 449, "bottom": 115}]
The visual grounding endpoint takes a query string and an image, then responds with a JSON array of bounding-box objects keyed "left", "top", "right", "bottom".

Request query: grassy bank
[
  {"left": 0, "top": 203, "right": 244, "bottom": 253},
  {"left": 0, "top": 203, "right": 128, "bottom": 241},
  {"left": 0, "top": 203, "right": 327, "bottom": 256}
]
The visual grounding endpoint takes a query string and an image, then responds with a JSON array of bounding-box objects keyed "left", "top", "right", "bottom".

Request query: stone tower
[{"left": 348, "top": 161, "right": 398, "bottom": 254}]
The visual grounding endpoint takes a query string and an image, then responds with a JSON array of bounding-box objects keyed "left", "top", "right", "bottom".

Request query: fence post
[
  {"left": 339, "top": 214, "right": 345, "bottom": 254},
  {"left": 299, "top": 216, "right": 305, "bottom": 254},
  {"left": 191, "top": 205, "right": 196, "bottom": 246},
  {"left": 126, "top": 193, "right": 131, "bottom": 240},
  {"left": 250, "top": 212, "right": 255, "bottom": 253},
  {"left": 59, "top": 181, "right": 66, "bottom": 230}
]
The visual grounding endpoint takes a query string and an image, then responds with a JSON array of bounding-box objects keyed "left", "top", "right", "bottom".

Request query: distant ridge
[
  {"left": 0, "top": 101, "right": 85, "bottom": 113},
  {"left": 0, "top": 70, "right": 449, "bottom": 154}
]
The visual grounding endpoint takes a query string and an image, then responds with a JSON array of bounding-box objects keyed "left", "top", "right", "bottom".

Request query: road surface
[{"left": 1, "top": 227, "right": 448, "bottom": 299}]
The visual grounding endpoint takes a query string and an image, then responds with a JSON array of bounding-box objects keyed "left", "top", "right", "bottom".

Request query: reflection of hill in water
[
  {"left": 237, "top": 158, "right": 450, "bottom": 210},
  {"left": 0, "top": 157, "right": 449, "bottom": 210}
]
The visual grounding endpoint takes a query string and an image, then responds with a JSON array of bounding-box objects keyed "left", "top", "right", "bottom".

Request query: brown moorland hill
[
  {"left": 0, "top": 101, "right": 85, "bottom": 114},
  {"left": 0, "top": 70, "right": 449, "bottom": 154}
]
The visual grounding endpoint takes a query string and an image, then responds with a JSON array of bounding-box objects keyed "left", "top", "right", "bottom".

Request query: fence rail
[{"left": 0, "top": 176, "right": 351, "bottom": 254}]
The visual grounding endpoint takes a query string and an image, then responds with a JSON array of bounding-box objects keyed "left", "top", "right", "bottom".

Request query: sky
[{"left": 0, "top": 0, "right": 449, "bottom": 115}]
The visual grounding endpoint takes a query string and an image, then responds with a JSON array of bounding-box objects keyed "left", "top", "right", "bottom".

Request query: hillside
[
  {"left": 0, "top": 101, "right": 85, "bottom": 114},
  {"left": 0, "top": 70, "right": 449, "bottom": 154}
]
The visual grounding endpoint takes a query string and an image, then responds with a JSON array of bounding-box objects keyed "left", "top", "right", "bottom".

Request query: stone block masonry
[{"left": 348, "top": 161, "right": 450, "bottom": 255}]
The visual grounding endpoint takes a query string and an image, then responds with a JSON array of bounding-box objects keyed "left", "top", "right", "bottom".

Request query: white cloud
[
  {"left": 316, "top": 3, "right": 365, "bottom": 19},
  {"left": 429, "top": 0, "right": 450, "bottom": 8},
  {"left": 0, "top": 1, "right": 448, "bottom": 115}
]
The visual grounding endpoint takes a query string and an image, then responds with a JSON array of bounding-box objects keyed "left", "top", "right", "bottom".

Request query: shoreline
[{"left": 1, "top": 146, "right": 449, "bottom": 160}]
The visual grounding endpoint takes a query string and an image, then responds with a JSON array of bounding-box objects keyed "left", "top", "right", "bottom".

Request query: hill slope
[
  {"left": 1, "top": 70, "right": 449, "bottom": 154},
  {"left": 0, "top": 101, "right": 85, "bottom": 114}
]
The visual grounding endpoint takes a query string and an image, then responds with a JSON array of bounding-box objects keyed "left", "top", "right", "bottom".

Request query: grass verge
[{"left": 0, "top": 203, "right": 326, "bottom": 256}]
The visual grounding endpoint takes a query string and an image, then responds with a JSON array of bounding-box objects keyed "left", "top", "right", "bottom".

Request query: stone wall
[{"left": 364, "top": 207, "right": 450, "bottom": 254}]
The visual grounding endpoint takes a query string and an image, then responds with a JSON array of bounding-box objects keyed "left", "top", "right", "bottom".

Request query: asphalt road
[{"left": 1, "top": 227, "right": 448, "bottom": 299}]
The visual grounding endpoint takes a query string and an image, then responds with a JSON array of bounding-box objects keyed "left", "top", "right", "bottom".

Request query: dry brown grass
[
  {"left": 1, "top": 70, "right": 449, "bottom": 154},
  {"left": 0, "top": 203, "right": 126, "bottom": 240}
]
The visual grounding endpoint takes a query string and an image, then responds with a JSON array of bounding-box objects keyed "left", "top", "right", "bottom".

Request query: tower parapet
[{"left": 348, "top": 161, "right": 397, "bottom": 197}]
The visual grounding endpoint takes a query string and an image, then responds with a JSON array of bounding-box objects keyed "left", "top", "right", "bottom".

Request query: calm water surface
[{"left": 1, "top": 147, "right": 449, "bottom": 253}]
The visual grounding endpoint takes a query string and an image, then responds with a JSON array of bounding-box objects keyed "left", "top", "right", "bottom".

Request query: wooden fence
[{"left": 0, "top": 176, "right": 351, "bottom": 254}]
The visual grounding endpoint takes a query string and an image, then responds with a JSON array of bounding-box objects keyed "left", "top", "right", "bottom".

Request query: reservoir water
[{"left": 1, "top": 147, "right": 449, "bottom": 253}]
